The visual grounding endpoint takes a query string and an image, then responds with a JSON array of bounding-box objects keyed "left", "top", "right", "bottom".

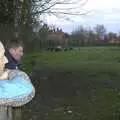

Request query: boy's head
[{"left": 6, "top": 39, "right": 24, "bottom": 61}]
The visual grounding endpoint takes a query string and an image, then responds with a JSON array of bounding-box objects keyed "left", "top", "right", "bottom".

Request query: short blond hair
[{"left": 6, "top": 39, "right": 24, "bottom": 50}]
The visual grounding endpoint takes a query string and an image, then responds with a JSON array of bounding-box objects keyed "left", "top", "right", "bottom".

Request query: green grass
[
  {"left": 22, "top": 46, "right": 120, "bottom": 120},
  {"left": 22, "top": 46, "right": 120, "bottom": 76}
]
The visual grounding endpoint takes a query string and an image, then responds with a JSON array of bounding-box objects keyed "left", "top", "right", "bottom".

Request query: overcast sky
[{"left": 46, "top": 0, "right": 120, "bottom": 34}]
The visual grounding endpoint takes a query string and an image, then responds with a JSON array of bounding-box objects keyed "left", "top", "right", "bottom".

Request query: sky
[{"left": 46, "top": 0, "right": 120, "bottom": 34}]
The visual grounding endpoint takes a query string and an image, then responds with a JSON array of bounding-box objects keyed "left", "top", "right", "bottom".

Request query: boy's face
[{"left": 10, "top": 46, "right": 24, "bottom": 61}]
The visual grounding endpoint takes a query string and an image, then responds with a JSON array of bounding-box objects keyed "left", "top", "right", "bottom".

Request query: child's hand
[{"left": 0, "top": 70, "right": 10, "bottom": 80}]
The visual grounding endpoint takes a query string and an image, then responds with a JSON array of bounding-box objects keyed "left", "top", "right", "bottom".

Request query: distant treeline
[
  {"left": 24, "top": 24, "right": 120, "bottom": 52},
  {"left": 1, "top": 23, "right": 120, "bottom": 52}
]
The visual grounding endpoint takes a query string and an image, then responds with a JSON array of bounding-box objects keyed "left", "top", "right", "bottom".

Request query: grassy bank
[
  {"left": 22, "top": 46, "right": 120, "bottom": 120},
  {"left": 22, "top": 46, "right": 120, "bottom": 77}
]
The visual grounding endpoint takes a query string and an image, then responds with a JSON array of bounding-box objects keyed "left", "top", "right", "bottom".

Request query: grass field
[
  {"left": 22, "top": 46, "right": 120, "bottom": 120},
  {"left": 23, "top": 46, "right": 120, "bottom": 77}
]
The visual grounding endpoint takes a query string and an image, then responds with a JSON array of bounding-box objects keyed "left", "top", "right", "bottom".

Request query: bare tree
[
  {"left": 24, "top": 0, "right": 89, "bottom": 22},
  {"left": 0, "top": 0, "right": 89, "bottom": 28},
  {"left": 94, "top": 24, "right": 106, "bottom": 36},
  {"left": 32, "top": 0, "right": 88, "bottom": 14}
]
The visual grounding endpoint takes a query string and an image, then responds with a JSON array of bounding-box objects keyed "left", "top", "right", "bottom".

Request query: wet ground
[{"left": 11, "top": 68, "right": 120, "bottom": 120}]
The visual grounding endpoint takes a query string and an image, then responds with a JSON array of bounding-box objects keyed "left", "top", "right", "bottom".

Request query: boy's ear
[{"left": 9, "top": 48, "right": 15, "bottom": 54}]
